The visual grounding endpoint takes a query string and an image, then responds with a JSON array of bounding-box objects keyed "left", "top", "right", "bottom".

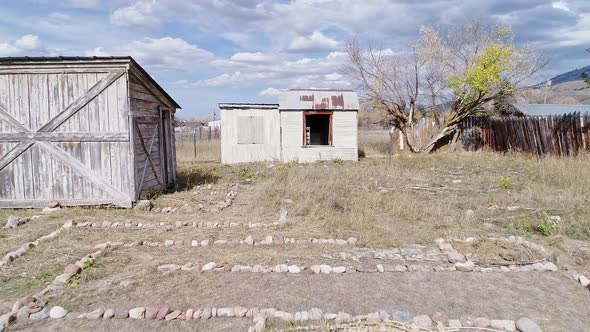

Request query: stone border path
[
  {"left": 0, "top": 221, "right": 74, "bottom": 267},
  {"left": 136, "top": 235, "right": 357, "bottom": 247},
  {"left": 22, "top": 304, "right": 544, "bottom": 332},
  {"left": 73, "top": 219, "right": 280, "bottom": 229}
]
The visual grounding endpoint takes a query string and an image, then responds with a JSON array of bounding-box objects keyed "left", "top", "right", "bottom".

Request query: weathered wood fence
[
  {"left": 461, "top": 112, "right": 589, "bottom": 157},
  {"left": 174, "top": 126, "right": 220, "bottom": 158}
]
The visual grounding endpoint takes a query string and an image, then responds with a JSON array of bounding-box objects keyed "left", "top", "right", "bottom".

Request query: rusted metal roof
[
  {"left": 279, "top": 89, "right": 359, "bottom": 111},
  {"left": 218, "top": 103, "right": 279, "bottom": 110}
]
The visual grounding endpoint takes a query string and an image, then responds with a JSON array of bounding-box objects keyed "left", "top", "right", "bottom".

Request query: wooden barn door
[{"left": 0, "top": 70, "right": 133, "bottom": 208}]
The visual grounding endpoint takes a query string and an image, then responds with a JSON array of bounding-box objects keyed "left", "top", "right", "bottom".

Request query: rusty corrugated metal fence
[{"left": 461, "top": 112, "right": 590, "bottom": 157}]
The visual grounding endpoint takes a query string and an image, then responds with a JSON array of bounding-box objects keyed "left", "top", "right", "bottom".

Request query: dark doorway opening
[{"left": 304, "top": 113, "right": 332, "bottom": 145}]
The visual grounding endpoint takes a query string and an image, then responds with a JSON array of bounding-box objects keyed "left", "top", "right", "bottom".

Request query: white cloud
[
  {"left": 119, "top": 37, "right": 213, "bottom": 70},
  {"left": 63, "top": 0, "right": 101, "bottom": 9},
  {"left": 230, "top": 52, "right": 276, "bottom": 63},
  {"left": 258, "top": 87, "right": 283, "bottom": 96},
  {"left": 0, "top": 34, "right": 42, "bottom": 56},
  {"left": 15, "top": 34, "right": 40, "bottom": 50},
  {"left": 552, "top": 1, "right": 571, "bottom": 11},
  {"left": 47, "top": 12, "right": 72, "bottom": 25},
  {"left": 288, "top": 31, "right": 340, "bottom": 52},
  {"left": 110, "top": 0, "right": 159, "bottom": 29}
]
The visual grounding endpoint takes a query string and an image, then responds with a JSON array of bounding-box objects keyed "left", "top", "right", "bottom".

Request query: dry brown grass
[{"left": 175, "top": 138, "right": 221, "bottom": 163}]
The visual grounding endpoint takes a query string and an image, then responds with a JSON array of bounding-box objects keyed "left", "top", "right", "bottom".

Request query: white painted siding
[
  {"left": 280, "top": 111, "right": 358, "bottom": 162},
  {"left": 221, "top": 107, "right": 281, "bottom": 164}
]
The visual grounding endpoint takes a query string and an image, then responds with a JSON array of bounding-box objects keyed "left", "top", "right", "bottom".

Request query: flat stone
[
  {"left": 86, "top": 308, "right": 104, "bottom": 320},
  {"left": 491, "top": 319, "right": 516, "bottom": 331},
  {"left": 579, "top": 275, "right": 590, "bottom": 287},
  {"left": 156, "top": 307, "right": 170, "bottom": 320},
  {"left": 165, "top": 310, "right": 181, "bottom": 321},
  {"left": 332, "top": 266, "right": 346, "bottom": 273},
  {"left": 288, "top": 265, "right": 301, "bottom": 273},
  {"left": 335, "top": 312, "right": 352, "bottom": 322},
  {"left": 200, "top": 308, "right": 212, "bottom": 320},
  {"left": 193, "top": 309, "right": 202, "bottom": 320},
  {"left": 516, "top": 318, "right": 542, "bottom": 332},
  {"left": 431, "top": 311, "right": 449, "bottom": 326},
  {"left": 379, "top": 310, "right": 390, "bottom": 321},
  {"left": 158, "top": 264, "right": 181, "bottom": 273},
  {"left": 217, "top": 308, "right": 234, "bottom": 317},
  {"left": 245, "top": 235, "right": 254, "bottom": 245},
  {"left": 103, "top": 309, "right": 114, "bottom": 319},
  {"left": 356, "top": 263, "right": 378, "bottom": 272},
  {"left": 366, "top": 312, "right": 381, "bottom": 324},
  {"left": 114, "top": 307, "right": 129, "bottom": 319},
  {"left": 447, "top": 251, "right": 466, "bottom": 263},
  {"left": 310, "top": 265, "right": 321, "bottom": 274},
  {"left": 347, "top": 237, "right": 358, "bottom": 245},
  {"left": 391, "top": 310, "right": 413, "bottom": 323},
  {"left": 413, "top": 315, "right": 433, "bottom": 327},
  {"left": 0, "top": 313, "right": 15, "bottom": 326},
  {"left": 64, "top": 264, "right": 81, "bottom": 276},
  {"left": 129, "top": 307, "right": 145, "bottom": 319},
  {"left": 184, "top": 309, "right": 193, "bottom": 320},
  {"left": 50, "top": 306, "right": 68, "bottom": 319},
  {"left": 17, "top": 307, "right": 32, "bottom": 320},
  {"left": 448, "top": 319, "right": 462, "bottom": 328},
  {"left": 201, "top": 240, "right": 210, "bottom": 246},
  {"left": 473, "top": 317, "right": 491, "bottom": 328},
  {"left": 30, "top": 308, "right": 50, "bottom": 321},
  {"left": 455, "top": 260, "right": 475, "bottom": 272},
  {"left": 164, "top": 240, "right": 174, "bottom": 247},
  {"left": 309, "top": 308, "right": 322, "bottom": 320},
  {"left": 319, "top": 264, "right": 332, "bottom": 274},
  {"left": 234, "top": 307, "right": 248, "bottom": 317},
  {"left": 201, "top": 262, "right": 217, "bottom": 272}
]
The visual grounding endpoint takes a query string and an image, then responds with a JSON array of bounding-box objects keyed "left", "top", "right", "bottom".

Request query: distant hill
[
  {"left": 548, "top": 66, "right": 590, "bottom": 85},
  {"left": 523, "top": 66, "right": 590, "bottom": 104}
]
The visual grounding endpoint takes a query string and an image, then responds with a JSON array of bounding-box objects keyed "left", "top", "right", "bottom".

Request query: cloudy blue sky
[{"left": 1, "top": 0, "right": 589, "bottom": 118}]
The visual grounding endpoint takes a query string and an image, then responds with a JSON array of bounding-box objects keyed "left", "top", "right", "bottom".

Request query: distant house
[
  {"left": 514, "top": 104, "right": 590, "bottom": 117},
  {"left": 220, "top": 89, "right": 359, "bottom": 164}
]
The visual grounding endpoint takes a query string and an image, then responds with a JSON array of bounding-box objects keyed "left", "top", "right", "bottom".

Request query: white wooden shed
[
  {"left": 220, "top": 89, "right": 358, "bottom": 164},
  {"left": 0, "top": 56, "right": 180, "bottom": 208}
]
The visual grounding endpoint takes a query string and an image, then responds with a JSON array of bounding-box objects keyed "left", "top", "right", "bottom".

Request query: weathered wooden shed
[
  {"left": 220, "top": 89, "right": 358, "bottom": 164},
  {"left": 0, "top": 56, "right": 180, "bottom": 208}
]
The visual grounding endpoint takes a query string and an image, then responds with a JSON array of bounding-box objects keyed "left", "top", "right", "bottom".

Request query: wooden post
[
  {"left": 193, "top": 131, "right": 197, "bottom": 158},
  {"left": 399, "top": 130, "right": 404, "bottom": 150},
  {"left": 208, "top": 127, "right": 212, "bottom": 140}
]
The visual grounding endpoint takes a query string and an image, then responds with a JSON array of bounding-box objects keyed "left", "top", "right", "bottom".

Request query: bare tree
[{"left": 346, "top": 19, "right": 546, "bottom": 153}]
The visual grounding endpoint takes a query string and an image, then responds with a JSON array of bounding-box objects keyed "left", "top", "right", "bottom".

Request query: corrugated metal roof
[
  {"left": 514, "top": 104, "right": 590, "bottom": 116},
  {"left": 0, "top": 56, "right": 181, "bottom": 109},
  {"left": 219, "top": 103, "right": 279, "bottom": 110},
  {"left": 279, "top": 89, "right": 359, "bottom": 110}
]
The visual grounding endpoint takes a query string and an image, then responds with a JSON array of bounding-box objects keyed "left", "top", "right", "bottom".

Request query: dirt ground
[{"left": 1, "top": 151, "right": 590, "bottom": 331}]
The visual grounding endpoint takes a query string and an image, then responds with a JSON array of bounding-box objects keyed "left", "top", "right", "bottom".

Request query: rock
[
  {"left": 367, "top": 312, "right": 381, "bottom": 324},
  {"left": 217, "top": 308, "right": 234, "bottom": 317},
  {"left": 390, "top": 310, "right": 413, "bottom": 323},
  {"left": 201, "top": 262, "right": 217, "bottom": 272},
  {"left": 335, "top": 312, "right": 352, "bottom": 322},
  {"left": 134, "top": 200, "right": 152, "bottom": 212},
  {"left": 332, "top": 266, "right": 346, "bottom": 273},
  {"left": 156, "top": 307, "right": 170, "bottom": 320},
  {"left": 288, "top": 265, "right": 301, "bottom": 273},
  {"left": 455, "top": 260, "right": 475, "bottom": 272},
  {"left": 491, "top": 319, "right": 516, "bottom": 331},
  {"left": 201, "top": 308, "right": 212, "bottom": 320},
  {"left": 579, "top": 275, "right": 590, "bottom": 287},
  {"left": 459, "top": 315, "right": 473, "bottom": 327},
  {"left": 0, "top": 313, "right": 15, "bottom": 326},
  {"left": 309, "top": 308, "right": 323, "bottom": 320},
  {"left": 335, "top": 239, "right": 348, "bottom": 245},
  {"left": 447, "top": 251, "right": 466, "bottom": 263},
  {"left": 0, "top": 323, "right": 3, "bottom": 332},
  {"left": 185, "top": 309, "right": 194, "bottom": 320},
  {"left": 473, "top": 317, "right": 491, "bottom": 328},
  {"left": 379, "top": 310, "right": 390, "bottom": 321},
  {"left": 245, "top": 235, "right": 254, "bottom": 246},
  {"left": 62, "top": 220, "right": 74, "bottom": 228},
  {"left": 86, "top": 308, "right": 104, "bottom": 320},
  {"left": 158, "top": 264, "right": 181, "bottom": 273},
  {"left": 165, "top": 310, "right": 181, "bottom": 321},
  {"left": 164, "top": 240, "right": 174, "bottom": 247},
  {"left": 449, "top": 319, "right": 462, "bottom": 328},
  {"left": 145, "top": 307, "right": 159, "bottom": 320},
  {"left": 234, "top": 307, "right": 248, "bottom": 317},
  {"left": 356, "top": 263, "right": 378, "bottom": 272},
  {"left": 278, "top": 207, "right": 288, "bottom": 225},
  {"left": 516, "top": 318, "right": 542, "bottom": 332},
  {"left": 50, "top": 306, "right": 68, "bottom": 319},
  {"left": 201, "top": 240, "right": 210, "bottom": 246},
  {"left": 431, "top": 311, "right": 449, "bottom": 326},
  {"left": 129, "top": 307, "right": 145, "bottom": 319},
  {"left": 191, "top": 240, "right": 199, "bottom": 247},
  {"left": 100, "top": 309, "right": 113, "bottom": 320},
  {"left": 347, "top": 237, "right": 358, "bottom": 245},
  {"left": 5, "top": 215, "right": 19, "bottom": 229},
  {"left": 114, "top": 307, "right": 129, "bottom": 319},
  {"left": 64, "top": 264, "right": 81, "bottom": 276},
  {"left": 192, "top": 309, "right": 202, "bottom": 320},
  {"left": 17, "top": 307, "right": 32, "bottom": 320},
  {"left": 47, "top": 200, "right": 60, "bottom": 209},
  {"left": 30, "top": 308, "right": 50, "bottom": 321},
  {"left": 413, "top": 315, "right": 433, "bottom": 327},
  {"left": 319, "top": 264, "right": 332, "bottom": 274},
  {"left": 310, "top": 265, "right": 321, "bottom": 274}
]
